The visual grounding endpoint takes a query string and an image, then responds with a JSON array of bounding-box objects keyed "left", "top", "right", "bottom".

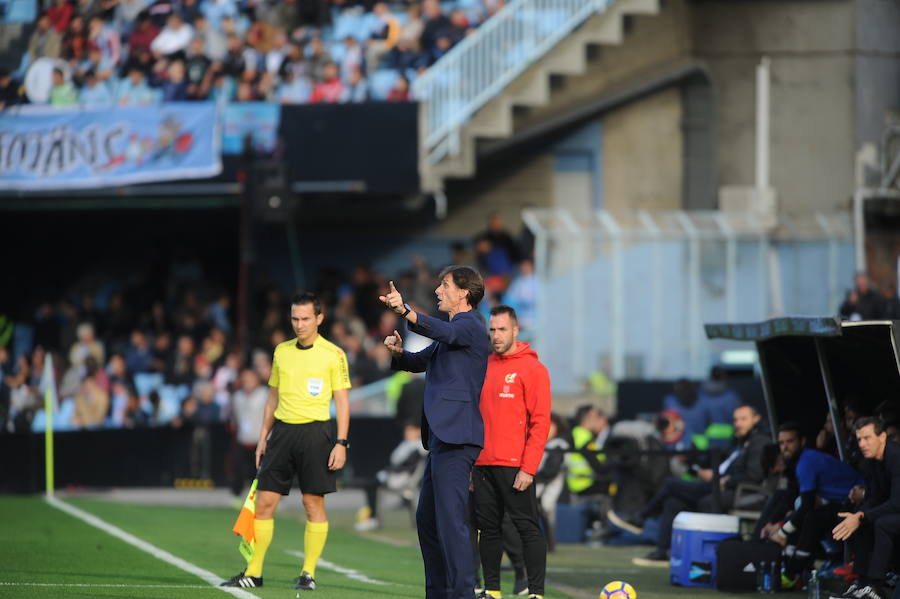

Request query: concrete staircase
[{"left": 419, "top": 0, "right": 661, "bottom": 193}]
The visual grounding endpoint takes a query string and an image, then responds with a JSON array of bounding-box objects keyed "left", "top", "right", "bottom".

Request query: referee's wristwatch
[
  {"left": 399, "top": 303, "right": 412, "bottom": 318},
  {"left": 335, "top": 438, "right": 350, "bottom": 449}
]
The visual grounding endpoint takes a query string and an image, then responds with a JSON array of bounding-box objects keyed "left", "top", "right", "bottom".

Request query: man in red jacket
[{"left": 474, "top": 305, "right": 551, "bottom": 599}]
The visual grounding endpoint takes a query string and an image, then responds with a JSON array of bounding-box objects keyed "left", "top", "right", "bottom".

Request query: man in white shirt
[{"left": 151, "top": 13, "right": 194, "bottom": 58}]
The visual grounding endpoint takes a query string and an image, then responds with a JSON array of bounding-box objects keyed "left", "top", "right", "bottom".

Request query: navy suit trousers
[{"left": 417, "top": 434, "right": 481, "bottom": 599}]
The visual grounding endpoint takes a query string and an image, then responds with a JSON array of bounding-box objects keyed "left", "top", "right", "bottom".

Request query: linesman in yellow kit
[{"left": 222, "top": 291, "right": 351, "bottom": 590}]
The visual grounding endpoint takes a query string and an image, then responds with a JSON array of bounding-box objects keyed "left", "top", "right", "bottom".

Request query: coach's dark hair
[
  {"left": 854, "top": 416, "right": 886, "bottom": 436},
  {"left": 438, "top": 265, "right": 485, "bottom": 308},
  {"left": 490, "top": 305, "right": 518, "bottom": 323},
  {"left": 291, "top": 291, "right": 322, "bottom": 315},
  {"left": 574, "top": 404, "right": 603, "bottom": 426},
  {"left": 778, "top": 421, "right": 803, "bottom": 437}
]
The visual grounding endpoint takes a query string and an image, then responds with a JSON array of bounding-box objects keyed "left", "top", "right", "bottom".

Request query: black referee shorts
[{"left": 258, "top": 419, "right": 337, "bottom": 496}]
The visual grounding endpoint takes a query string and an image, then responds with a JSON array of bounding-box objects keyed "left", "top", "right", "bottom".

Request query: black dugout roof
[{"left": 705, "top": 317, "right": 900, "bottom": 460}]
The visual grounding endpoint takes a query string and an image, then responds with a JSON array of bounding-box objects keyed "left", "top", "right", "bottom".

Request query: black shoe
[
  {"left": 852, "top": 586, "right": 887, "bottom": 599},
  {"left": 607, "top": 510, "right": 644, "bottom": 535},
  {"left": 632, "top": 549, "right": 669, "bottom": 567},
  {"left": 220, "top": 571, "right": 263, "bottom": 588},
  {"left": 829, "top": 581, "right": 864, "bottom": 599},
  {"left": 294, "top": 571, "right": 317, "bottom": 591}
]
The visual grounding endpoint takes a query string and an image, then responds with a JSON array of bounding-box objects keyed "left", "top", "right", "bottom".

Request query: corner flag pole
[{"left": 42, "top": 354, "right": 57, "bottom": 498}]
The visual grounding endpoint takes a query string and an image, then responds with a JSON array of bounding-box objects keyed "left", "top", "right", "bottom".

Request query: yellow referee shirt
[{"left": 268, "top": 336, "right": 352, "bottom": 423}]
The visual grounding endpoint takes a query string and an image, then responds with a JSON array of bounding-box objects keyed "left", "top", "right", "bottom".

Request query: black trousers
[
  {"left": 784, "top": 503, "right": 844, "bottom": 577},
  {"left": 639, "top": 477, "right": 736, "bottom": 553},
  {"left": 851, "top": 514, "right": 900, "bottom": 585},
  {"left": 473, "top": 465, "right": 547, "bottom": 595}
]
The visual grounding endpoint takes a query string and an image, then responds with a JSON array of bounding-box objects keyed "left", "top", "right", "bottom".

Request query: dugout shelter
[{"left": 705, "top": 317, "right": 900, "bottom": 459}]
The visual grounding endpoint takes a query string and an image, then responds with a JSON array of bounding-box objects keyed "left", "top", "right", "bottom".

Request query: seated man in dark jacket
[
  {"left": 609, "top": 404, "right": 770, "bottom": 566},
  {"left": 831, "top": 417, "right": 900, "bottom": 599}
]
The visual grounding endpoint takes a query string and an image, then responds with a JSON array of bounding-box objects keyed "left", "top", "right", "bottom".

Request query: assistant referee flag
[{"left": 231, "top": 478, "right": 258, "bottom": 563}]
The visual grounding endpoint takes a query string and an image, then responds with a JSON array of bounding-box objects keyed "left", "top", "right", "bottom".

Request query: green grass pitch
[{"left": 0, "top": 494, "right": 750, "bottom": 599}]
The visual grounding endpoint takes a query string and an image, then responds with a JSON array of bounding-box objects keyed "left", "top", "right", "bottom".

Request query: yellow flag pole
[{"left": 43, "top": 355, "right": 56, "bottom": 498}]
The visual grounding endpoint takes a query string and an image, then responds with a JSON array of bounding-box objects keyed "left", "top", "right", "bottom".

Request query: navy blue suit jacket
[{"left": 391, "top": 310, "right": 489, "bottom": 449}]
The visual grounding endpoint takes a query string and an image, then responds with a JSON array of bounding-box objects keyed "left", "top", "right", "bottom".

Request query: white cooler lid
[{"left": 673, "top": 511, "right": 739, "bottom": 534}]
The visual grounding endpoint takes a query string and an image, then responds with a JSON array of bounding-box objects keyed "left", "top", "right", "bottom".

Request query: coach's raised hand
[
  {"left": 384, "top": 329, "right": 403, "bottom": 355},
  {"left": 379, "top": 280, "right": 406, "bottom": 314}
]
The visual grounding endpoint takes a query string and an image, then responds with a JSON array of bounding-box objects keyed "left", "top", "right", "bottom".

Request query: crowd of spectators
[
  {"left": 1, "top": 0, "right": 503, "bottom": 109},
  {"left": 839, "top": 272, "right": 900, "bottom": 321},
  {"left": 0, "top": 213, "right": 536, "bottom": 437}
]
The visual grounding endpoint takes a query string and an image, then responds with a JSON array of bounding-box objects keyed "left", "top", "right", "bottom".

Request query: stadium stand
[{"left": 0, "top": 0, "right": 498, "bottom": 108}]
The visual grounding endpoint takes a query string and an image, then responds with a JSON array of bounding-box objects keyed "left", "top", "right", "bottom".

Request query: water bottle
[
  {"left": 756, "top": 561, "right": 767, "bottom": 592},
  {"left": 769, "top": 560, "right": 780, "bottom": 593},
  {"left": 808, "top": 570, "right": 820, "bottom": 599}
]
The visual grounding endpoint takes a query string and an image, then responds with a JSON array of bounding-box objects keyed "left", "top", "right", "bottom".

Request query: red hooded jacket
[{"left": 476, "top": 341, "right": 551, "bottom": 475}]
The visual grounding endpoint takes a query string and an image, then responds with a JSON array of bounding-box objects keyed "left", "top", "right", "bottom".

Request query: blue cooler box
[
  {"left": 669, "top": 512, "right": 739, "bottom": 588},
  {"left": 555, "top": 503, "right": 590, "bottom": 543}
]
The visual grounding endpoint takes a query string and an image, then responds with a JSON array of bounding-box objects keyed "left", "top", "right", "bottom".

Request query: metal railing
[
  {"left": 522, "top": 208, "right": 855, "bottom": 392},
  {"left": 413, "top": 0, "right": 615, "bottom": 164}
]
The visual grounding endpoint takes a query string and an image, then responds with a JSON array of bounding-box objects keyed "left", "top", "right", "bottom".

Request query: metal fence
[
  {"left": 522, "top": 209, "right": 855, "bottom": 393},
  {"left": 413, "top": 0, "right": 616, "bottom": 164}
]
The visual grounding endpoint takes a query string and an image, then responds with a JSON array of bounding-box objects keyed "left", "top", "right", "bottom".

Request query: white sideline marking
[
  {"left": 45, "top": 496, "right": 260, "bottom": 599},
  {"left": 0, "top": 583, "right": 211, "bottom": 589},
  {"left": 286, "top": 550, "right": 409, "bottom": 587}
]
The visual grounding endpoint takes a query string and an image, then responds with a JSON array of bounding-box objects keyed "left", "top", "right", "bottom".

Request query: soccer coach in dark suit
[{"left": 382, "top": 266, "right": 490, "bottom": 599}]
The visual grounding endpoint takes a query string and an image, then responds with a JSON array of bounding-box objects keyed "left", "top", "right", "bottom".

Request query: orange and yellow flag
[{"left": 231, "top": 479, "right": 258, "bottom": 563}]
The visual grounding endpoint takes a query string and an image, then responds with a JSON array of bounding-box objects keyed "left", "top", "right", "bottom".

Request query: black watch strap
[
  {"left": 400, "top": 304, "right": 412, "bottom": 318},
  {"left": 335, "top": 439, "right": 350, "bottom": 448}
]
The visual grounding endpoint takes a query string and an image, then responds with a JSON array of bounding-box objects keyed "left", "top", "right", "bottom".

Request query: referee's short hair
[
  {"left": 291, "top": 291, "right": 322, "bottom": 315},
  {"left": 490, "top": 305, "right": 518, "bottom": 324},
  {"left": 438, "top": 265, "right": 485, "bottom": 308}
]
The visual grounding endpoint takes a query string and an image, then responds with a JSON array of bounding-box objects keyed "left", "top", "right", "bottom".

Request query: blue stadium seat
[
  {"left": 2, "top": 0, "right": 36, "bottom": 23},
  {"left": 369, "top": 69, "right": 399, "bottom": 100},
  {"left": 134, "top": 372, "right": 164, "bottom": 397}
]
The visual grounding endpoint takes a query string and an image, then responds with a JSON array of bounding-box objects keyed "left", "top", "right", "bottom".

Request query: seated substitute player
[{"left": 222, "top": 292, "right": 351, "bottom": 590}]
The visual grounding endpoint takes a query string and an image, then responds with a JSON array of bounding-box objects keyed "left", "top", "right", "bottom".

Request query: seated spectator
[
  {"left": 609, "top": 404, "right": 769, "bottom": 567},
  {"left": 160, "top": 58, "right": 189, "bottom": 100},
  {"left": 62, "top": 16, "right": 89, "bottom": 63},
  {"left": 446, "top": 9, "right": 471, "bottom": 46},
  {"left": 229, "top": 368, "right": 267, "bottom": 496},
  {"left": 185, "top": 37, "right": 212, "bottom": 98},
  {"left": 339, "top": 67, "right": 367, "bottom": 103},
  {"left": 305, "top": 36, "right": 332, "bottom": 82},
  {"left": 48, "top": 0, "right": 74, "bottom": 33},
  {"left": 114, "top": 0, "right": 149, "bottom": 34},
  {"left": 386, "top": 75, "right": 409, "bottom": 102},
  {"left": 696, "top": 366, "right": 740, "bottom": 447},
  {"left": 565, "top": 404, "right": 611, "bottom": 496},
  {"left": 166, "top": 334, "right": 195, "bottom": 385},
  {"left": 29, "top": 13, "right": 63, "bottom": 61},
  {"left": 180, "top": 0, "right": 201, "bottom": 24},
  {"left": 504, "top": 258, "right": 537, "bottom": 333},
  {"left": 278, "top": 42, "right": 307, "bottom": 81},
  {"left": 831, "top": 418, "right": 900, "bottom": 599},
  {"left": 79, "top": 69, "right": 113, "bottom": 106},
  {"left": 661, "top": 379, "right": 708, "bottom": 449},
  {"left": 265, "top": 27, "right": 290, "bottom": 77},
  {"left": 88, "top": 15, "right": 121, "bottom": 67},
  {"left": 391, "top": 3, "right": 423, "bottom": 66},
  {"left": 127, "top": 13, "right": 161, "bottom": 55},
  {"left": 419, "top": 0, "right": 451, "bottom": 60},
  {"left": 116, "top": 67, "right": 159, "bottom": 105},
  {"left": 771, "top": 422, "right": 863, "bottom": 588},
  {"left": 0, "top": 69, "right": 21, "bottom": 110},
  {"left": 69, "top": 322, "right": 105, "bottom": 369},
  {"left": 219, "top": 34, "right": 247, "bottom": 77},
  {"left": 340, "top": 35, "right": 363, "bottom": 81},
  {"left": 73, "top": 359, "right": 110, "bottom": 428},
  {"left": 365, "top": 1, "right": 400, "bottom": 71},
  {"left": 76, "top": 45, "right": 114, "bottom": 84},
  {"left": 125, "top": 330, "right": 153, "bottom": 374},
  {"left": 234, "top": 79, "right": 258, "bottom": 102},
  {"left": 151, "top": 12, "right": 194, "bottom": 58},
  {"left": 840, "top": 272, "right": 884, "bottom": 321},
  {"left": 309, "top": 62, "right": 343, "bottom": 103},
  {"left": 4, "top": 355, "right": 37, "bottom": 433},
  {"left": 193, "top": 15, "right": 226, "bottom": 62},
  {"left": 122, "top": 386, "right": 150, "bottom": 428}
]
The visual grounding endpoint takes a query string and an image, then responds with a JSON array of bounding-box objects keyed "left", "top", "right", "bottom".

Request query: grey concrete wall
[{"left": 603, "top": 86, "right": 684, "bottom": 213}]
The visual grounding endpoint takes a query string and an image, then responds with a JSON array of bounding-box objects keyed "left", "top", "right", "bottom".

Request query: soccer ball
[{"left": 600, "top": 581, "right": 637, "bottom": 599}]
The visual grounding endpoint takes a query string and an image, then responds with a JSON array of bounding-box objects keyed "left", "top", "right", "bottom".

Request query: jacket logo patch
[{"left": 504, "top": 373, "right": 518, "bottom": 384}]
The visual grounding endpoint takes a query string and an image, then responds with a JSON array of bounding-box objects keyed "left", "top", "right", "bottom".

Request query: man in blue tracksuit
[
  {"left": 382, "top": 266, "right": 490, "bottom": 599},
  {"left": 771, "top": 422, "right": 863, "bottom": 586}
]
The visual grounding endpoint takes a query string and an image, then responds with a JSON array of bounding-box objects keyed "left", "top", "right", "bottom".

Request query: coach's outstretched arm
[{"left": 380, "top": 281, "right": 479, "bottom": 346}]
